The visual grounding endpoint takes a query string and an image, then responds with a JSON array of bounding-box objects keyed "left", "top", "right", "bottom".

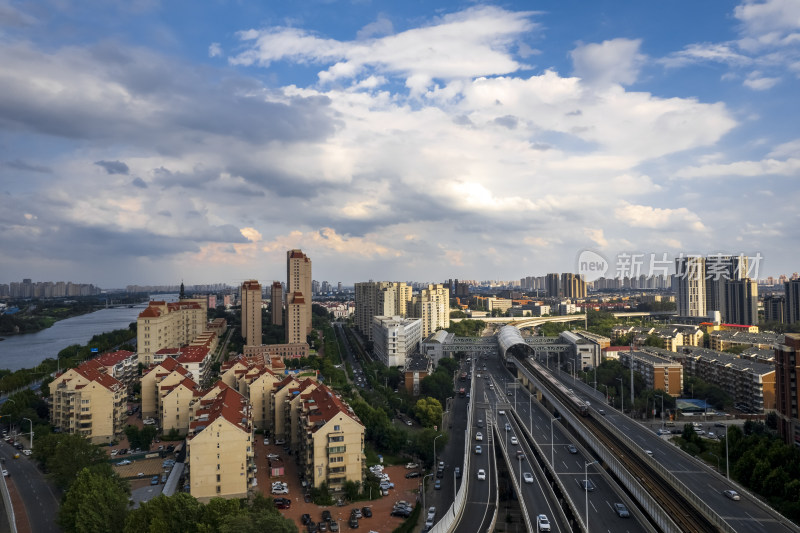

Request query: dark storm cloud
[
  {"left": 0, "top": 42, "right": 337, "bottom": 153},
  {"left": 131, "top": 177, "right": 147, "bottom": 188},
  {"left": 6, "top": 159, "right": 51, "bottom": 173},
  {"left": 95, "top": 160, "right": 130, "bottom": 175},
  {"left": 226, "top": 164, "right": 330, "bottom": 199}
]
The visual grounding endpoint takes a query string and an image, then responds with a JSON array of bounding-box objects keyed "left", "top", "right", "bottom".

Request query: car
[
  {"left": 391, "top": 508, "right": 411, "bottom": 518},
  {"left": 349, "top": 516, "right": 359, "bottom": 529},
  {"left": 510, "top": 436, "right": 518, "bottom": 445},
  {"left": 499, "top": 410, "right": 505, "bottom": 415},
  {"left": 715, "top": 422, "right": 726, "bottom": 428},
  {"left": 475, "top": 445, "right": 482, "bottom": 455},
  {"left": 708, "top": 432, "right": 716, "bottom": 439},
  {"left": 426, "top": 507, "right": 436, "bottom": 521},
  {"left": 405, "top": 462, "right": 419, "bottom": 469},
  {"left": 405, "top": 420, "right": 413, "bottom": 426},
  {"left": 1, "top": 470, "right": 7, "bottom": 477},
  {"left": 405, "top": 471, "right": 420, "bottom": 478},
  {"left": 455, "top": 467, "right": 461, "bottom": 478},
  {"left": 272, "top": 486, "right": 289, "bottom": 495},
  {"left": 723, "top": 489, "right": 741, "bottom": 501},
  {"left": 379, "top": 481, "right": 394, "bottom": 490},
  {"left": 567, "top": 444, "right": 578, "bottom": 454},
  {"left": 438, "top": 461, "right": 444, "bottom": 470},
  {"left": 537, "top": 514, "right": 551, "bottom": 531},
  {"left": 505, "top": 423, "right": 511, "bottom": 431},
  {"left": 465, "top": 392, "right": 470, "bottom": 398},
  {"left": 322, "top": 510, "right": 332, "bottom": 522},
  {"left": 275, "top": 439, "right": 286, "bottom": 445},
  {"left": 150, "top": 475, "right": 160, "bottom": 486},
  {"left": 110, "top": 449, "right": 119, "bottom": 456},
  {"left": 302, "top": 514, "right": 312, "bottom": 525},
  {"left": 475, "top": 432, "right": 483, "bottom": 441},
  {"left": 523, "top": 472, "right": 534, "bottom": 484},
  {"left": 273, "top": 497, "right": 291, "bottom": 509},
  {"left": 516, "top": 449, "right": 525, "bottom": 460},
  {"left": 598, "top": 409, "right": 606, "bottom": 415},
  {"left": 361, "top": 507, "right": 372, "bottom": 518},
  {"left": 507, "top": 391, "right": 513, "bottom": 397},
  {"left": 350, "top": 508, "right": 362, "bottom": 519},
  {"left": 477, "top": 469, "right": 486, "bottom": 481},
  {"left": 613, "top": 502, "right": 630, "bottom": 517},
  {"left": 580, "top": 479, "right": 595, "bottom": 491},
  {"left": 318, "top": 522, "right": 328, "bottom": 532},
  {"left": 264, "top": 437, "right": 269, "bottom": 445},
  {"left": 657, "top": 428, "right": 669, "bottom": 435},
  {"left": 22, "top": 449, "right": 31, "bottom": 456},
  {"left": 115, "top": 460, "right": 132, "bottom": 466},
  {"left": 434, "top": 480, "right": 441, "bottom": 489},
  {"left": 644, "top": 450, "right": 654, "bottom": 457},
  {"left": 436, "top": 469, "right": 444, "bottom": 478},
  {"left": 329, "top": 522, "right": 339, "bottom": 532},
  {"left": 696, "top": 430, "right": 706, "bottom": 436},
  {"left": 477, "top": 419, "right": 484, "bottom": 427},
  {"left": 267, "top": 453, "right": 280, "bottom": 460}
]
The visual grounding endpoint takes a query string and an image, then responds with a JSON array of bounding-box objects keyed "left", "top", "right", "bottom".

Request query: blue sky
[{"left": 1, "top": 0, "right": 798, "bottom": 287}]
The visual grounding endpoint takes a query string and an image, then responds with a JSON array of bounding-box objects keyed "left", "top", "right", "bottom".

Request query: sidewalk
[{"left": 5, "top": 477, "right": 31, "bottom": 533}]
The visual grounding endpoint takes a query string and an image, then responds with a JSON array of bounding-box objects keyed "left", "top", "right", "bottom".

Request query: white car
[
  {"left": 498, "top": 410, "right": 505, "bottom": 415},
  {"left": 271, "top": 485, "right": 289, "bottom": 495},
  {"left": 523, "top": 472, "right": 534, "bottom": 484},
  {"left": 475, "top": 432, "right": 483, "bottom": 441},
  {"left": 1, "top": 470, "right": 7, "bottom": 477},
  {"left": 477, "top": 469, "right": 486, "bottom": 481},
  {"left": 537, "top": 514, "right": 551, "bottom": 531},
  {"left": 263, "top": 437, "right": 269, "bottom": 445},
  {"left": 406, "top": 462, "right": 419, "bottom": 469},
  {"left": 510, "top": 436, "right": 518, "bottom": 445},
  {"left": 22, "top": 449, "right": 31, "bottom": 456}
]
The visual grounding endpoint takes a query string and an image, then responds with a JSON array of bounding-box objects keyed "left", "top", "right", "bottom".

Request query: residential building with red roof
[
  {"left": 136, "top": 298, "right": 209, "bottom": 366},
  {"left": 49, "top": 361, "right": 127, "bottom": 444},
  {"left": 297, "top": 384, "right": 365, "bottom": 490},
  {"left": 141, "top": 356, "right": 191, "bottom": 419}
]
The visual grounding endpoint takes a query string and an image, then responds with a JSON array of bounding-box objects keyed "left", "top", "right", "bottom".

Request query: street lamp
[
  {"left": 421, "top": 473, "right": 434, "bottom": 511},
  {"left": 616, "top": 377, "right": 624, "bottom": 414},
  {"left": 433, "top": 434, "right": 444, "bottom": 471},
  {"left": 585, "top": 460, "right": 599, "bottom": 532},
  {"left": 550, "top": 415, "right": 561, "bottom": 468},
  {"left": 22, "top": 418, "right": 33, "bottom": 451}
]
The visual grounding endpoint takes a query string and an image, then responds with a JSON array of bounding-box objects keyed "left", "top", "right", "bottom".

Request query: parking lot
[{"left": 253, "top": 438, "right": 422, "bottom": 532}]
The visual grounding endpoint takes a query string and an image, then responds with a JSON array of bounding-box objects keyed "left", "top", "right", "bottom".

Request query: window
[
  {"left": 334, "top": 425, "right": 340, "bottom": 431},
  {"left": 217, "top": 474, "right": 221, "bottom": 482}
]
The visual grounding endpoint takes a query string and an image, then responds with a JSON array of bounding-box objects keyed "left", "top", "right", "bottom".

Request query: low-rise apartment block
[
  {"left": 297, "top": 385, "right": 365, "bottom": 490},
  {"left": 709, "top": 330, "right": 782, "bottom": 352},
  {"left": 617, "top": 349, "right": 684, "bottom": 397},
  {"left": 775, "top": 334, "right": 800, "bottom": 447},
  {"left": 50, "top": 362, "right": 127, "bottom": 444},
  {"left": 186, "top": 385, "right": 255, "bottom": 502},
  {"left": 403, "top": 354, "right": 433, "bottom": 396},
  {"left": 141, "top": 357, "right": 193, "bottom": 419}
]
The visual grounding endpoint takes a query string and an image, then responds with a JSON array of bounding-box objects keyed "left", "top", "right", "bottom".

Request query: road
[
  {"left": 334, "top": 324, "right": 371, "bottom": 390},
  {"left": 559, "top": 374, "right": 800, "bottom": 533},
  {"left": 484, "top": 356, "right": 652, "bottom": 533},
  {"left": 452, "top": 364, "right": 496, "bottom": 533},
  {"left": 0, "top": 442, "right": 60, "bottom": 533}
]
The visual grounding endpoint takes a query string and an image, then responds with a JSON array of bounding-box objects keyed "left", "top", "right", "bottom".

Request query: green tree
[
  {"left": 414, "top": 397, "right": 443, "bottom": 428},
  {"left": 218, "top": 510, "right": 298, "bottom": 533},
  {"left": 36, "top": 433, "right": 110, "bottom": 490},
  {"left": 123, "top": 493, "right": 204, "bottom": 533},
  {"left": 420, "top": 372, "right": 453, "bottom": 404},
  {"left": 58, "top": 468, "right": 130, "bottom": 533},
  {"left": 200, "top": 498, "right": 246, "bottom": 531}
]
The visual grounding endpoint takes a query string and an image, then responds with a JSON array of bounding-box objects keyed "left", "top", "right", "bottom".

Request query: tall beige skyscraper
[
  {"left": 241, "top": 280, "right": 262, "bottom": 346},
  {"left": 271, "top": 281, "right": 283, "bottom": 326},
  {"left": 354, "top": 281, "right": 412, "bottom": 340},
  {"left": 286, "top": 250, "right": 312, "bottom": 344},
  {"left": 409, "top": 283, "right": 450, "bottom": 338}
]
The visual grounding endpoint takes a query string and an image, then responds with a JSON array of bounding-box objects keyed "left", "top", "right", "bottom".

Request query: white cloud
[
  {"left": 230, "top": 6, "right": 536, "bottom": 92},
  {"left": 208, "top": 42, "right": 222, "bottom": 58},
  {"left": 614, "top": 203, "right": 707, "bottom": 231},
  {"left": 356, "top": 15, "right": 394, "bottom": 40},
  {"left": 743, "top": 71, "right": 780, "bottom": 89},
  {"left": 674, "top": 157, "right": 800, "bottom": 178},
  {"left": 584, "top": 228, "right": 608, "bottom": 248},
  {"left": 661, "top": 42, "right": 752, "bottom": 68},
  {"left": 571, "top": 38, "right": 646, "bottom": 86},
  {"left": 734, "top": 0, "right": 800, "bottom": 39}
]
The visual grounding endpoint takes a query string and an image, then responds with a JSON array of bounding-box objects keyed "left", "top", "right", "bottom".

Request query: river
[{"left": 0, "top": 294, "right": 178, "bottom": 371}]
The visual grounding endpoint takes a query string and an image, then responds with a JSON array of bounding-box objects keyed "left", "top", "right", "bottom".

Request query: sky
[{"left": 1, "top": 0, "right": 799, "bottom": 288}]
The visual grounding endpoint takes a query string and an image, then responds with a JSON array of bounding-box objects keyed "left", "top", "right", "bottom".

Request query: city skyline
[{"left": 1, "top": 1, "right": 798, "bottom": 286}]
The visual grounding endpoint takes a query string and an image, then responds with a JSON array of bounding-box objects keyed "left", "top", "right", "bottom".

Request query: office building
[
  {"left": 409, "top": 284, "right": 450, "bottom": 338},
  {"left": 372, "top": 316, "right": 422, "bottom": 367},
  {"left": 675, "top": 256, "right": 706, "bottom": 317},
  {"left": 775, "top": 334, "right": 800, "bottom": 446},
  {"left": 725, "top": 278, "right": 758, "bottom": 326},
  {"left": 286, "top": 250, "right": 312, "bottom": 344}
]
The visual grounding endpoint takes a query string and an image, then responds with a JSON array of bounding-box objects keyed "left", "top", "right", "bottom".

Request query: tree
[
  {"left": 414, "top": 397, "right": 443, "bottom": 428},
  {"left": 218, "top": 510, "right": 298, "bottom": 533},
  {"left": 36, "top": 433, "right": 110, "bottom": 490},
  {"left": 123, "top": 493, "right": 204, "bottom": 533},
  {"left": 58, "top": 468, "right": 130, "bottom": 533},
  {"left": 420, "top": 372, "right": 453, "bottom": 404}
]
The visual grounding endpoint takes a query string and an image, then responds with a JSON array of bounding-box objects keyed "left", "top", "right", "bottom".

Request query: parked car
[
  {"left": 348, "top": 516, "right": 358, "bottom": 529},
  {"left": 613, "top": 503, "right": 630, "bottom": 518},
  {"left": 434, "top": 480, "right": 441, "bottom": 490},
  {"left": 322, "top": 510, "right": 332, "bottom": 523},
  {"left": 116, "top": 460, "right": 132, "bottom": 466},
  {"left": 272, "top": 485, "right": 289, "bottom": 495},
  {"left": 150, "top": 475, "right": 160, "bottom": 485},
  {"left": 274, "top": 498, "right": 291, "bottom": 509},
  {"left": 329, "top": 521, "right": 339, "bottom": 532},
  {"left": 405, "top": 471, "right": 420, "bottom": 479},
  {"left": 361, "top": 507, "right": 372, "bottom": 518},
  {"left": 351, "top": 508, "right": 362, "bottom": 519},
  {"left": 405, "top": 462, "right": 419, "bottom": 469},
  {"left": 302, "top": 514, "right": 312, "bottom": 525}
]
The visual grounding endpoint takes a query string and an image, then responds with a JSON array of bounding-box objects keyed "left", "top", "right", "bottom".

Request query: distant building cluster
[
  {"left": 125, "top": 283, "right": 234, "bottom": 293},
  {"left": 0, "top": 278, "right": 101, "bottom": 298}
]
